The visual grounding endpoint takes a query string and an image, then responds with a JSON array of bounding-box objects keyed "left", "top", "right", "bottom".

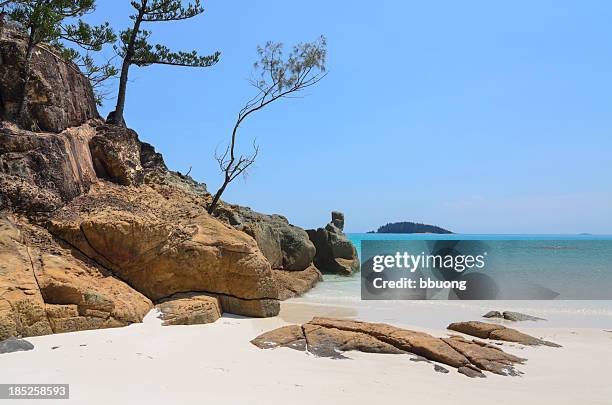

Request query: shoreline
[{"left": 1, "top": 301, "right": 611, "bottom": 404}]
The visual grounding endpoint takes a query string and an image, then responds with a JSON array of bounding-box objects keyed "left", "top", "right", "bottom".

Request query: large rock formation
[
  {"left": 0, "top": 27, "right": 326, "bottom": 340},
  {"left": 215, "top": 204, "right": 316, "bottom": 271},
  {"left": 0, "top": 214, "right": 152, "bottom": 340},
  {"left": 214, "top": 204, "right": 322, "bottom": 298},
  {"left": 0, "top": 122, "right": 98, "bottom": 213},
  {"left": 252, "top": 317, "right": 531, "bottom": 378},
  {"left": 307, "top": 211, "right": 360, "bottom": 275},
  {"left": 47, "top": 183, "right": 280, "bottom": 317},
  {"left": 0, "top": 25, "right": 98, "bottom": 132},
  {"left": 271, "top": 266, "right": 322, "bottom": 300}
]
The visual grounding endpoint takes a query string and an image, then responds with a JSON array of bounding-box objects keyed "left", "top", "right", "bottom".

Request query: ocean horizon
[{"left": 289, "top": 232, "right": 612, "bottom": 329}]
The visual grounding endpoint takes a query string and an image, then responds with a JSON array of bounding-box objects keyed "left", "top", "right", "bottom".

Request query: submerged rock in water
[
  {"left": 251, "top": 317, "right": 530, "bottom": 378},
  {"left": 0, "top": 337, "right": 34, "bottom": 354}
]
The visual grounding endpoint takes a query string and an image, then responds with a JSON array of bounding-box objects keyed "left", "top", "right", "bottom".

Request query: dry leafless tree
[{"left": 208, "top": 36, "right": 327, "bottom": 214}]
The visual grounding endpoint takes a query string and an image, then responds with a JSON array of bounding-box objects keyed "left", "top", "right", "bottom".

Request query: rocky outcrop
[
  {"left": 214, "top": 204, "right": 322, "bottom": 299},
  {"left": 483, "top": 310, "right": 545, "bottom": 322},
  {"left": 0, "top": 26, "right": 327, "bottom": 341},
  {"left": 215, "top": 205, "right": 316, "bottom": 272},
  {"left": 89, "top": 124, "right": 143, "bottom": 186},
  {"left": 0, "top": 122, "right": 99, "bottom": 213},
  {"left": 0, "top": 215, "right": 53, "bottom": 340},
  {"left": 47, "top": 183, "right": 280, "bottom": 317},
  {"left": 0, "top": 214, "right": 152, "bottom": 340},
  {"left": 307, "top": 211, "right": 359, "bottom": 275},
  {"left": 448, "top": 321, "right": 561, "bottom": 347},
  {"left": 251, "top": 317, "right": 529, "bottom": 378},
  {"left": 156, "top": 293, "right": 221, "bottom": 326},
  {"left": 0, "top": 26, "right": 98, "bottom": 132},
  {"left": 271, "top": 265, "right": 322, "bottom": 300}
]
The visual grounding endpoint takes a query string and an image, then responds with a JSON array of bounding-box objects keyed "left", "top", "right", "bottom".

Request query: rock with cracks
[
  {"left": 448, "top": 321, "right": 561, "bottom": 347},
  {"left": 251, "top": 317, "right": 534, "bottom": 378}
]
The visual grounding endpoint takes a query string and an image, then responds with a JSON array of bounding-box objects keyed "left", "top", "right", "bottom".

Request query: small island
[{"left": 370, "top": 221, "right": 453, "bottom": 234}]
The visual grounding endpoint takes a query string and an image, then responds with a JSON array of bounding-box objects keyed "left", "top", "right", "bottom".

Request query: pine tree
[{"left": 107, "top": 0, "right": 220, "bottom": 126}]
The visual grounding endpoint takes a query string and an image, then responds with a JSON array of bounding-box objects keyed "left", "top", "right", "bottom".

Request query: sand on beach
[{"left": 1, "top": 302, "right": 611, "bottom": 405}]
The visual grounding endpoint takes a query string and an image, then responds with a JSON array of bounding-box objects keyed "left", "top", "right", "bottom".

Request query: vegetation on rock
[
  {"left": 107, "top": 0, "right": 220, "bottom": 126},
  {"left": 208, "top": 36, "right": 327, "bottom": 214},
  {"left": 372, "top": 221, "right": 452, "bottom": 234},
  {"left": 2, "top": 0, "right": 115, "bottom": 122}
]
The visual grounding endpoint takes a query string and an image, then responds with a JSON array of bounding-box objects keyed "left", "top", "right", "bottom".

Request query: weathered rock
[
  {"left": 156, "top": 293, "right": 221, "bottom": 326},
  {"left": 0, "top": 336, "right": 34, "bottom": 354},
  {"left": 215, "top": 205, "right": 316, "bottom": 271},
  {"left": 302, "top": 322, "right": 404, "bottom": 358},
  {"left": 309, "top": 317, "right": 467, "bottom": 367},
  {"left": 448, "top": 321, "right": 561, "bottom": 347},
  {"left": 251, "top": 317, "right": 531, "bottom": 378},
  {"left": 307, "top": 212, "right": 359, "bottom": 275},
  {"left": 272, "top": 265, "right": 322, "bottom": 300},
  {"left": 0, "top": 26, "right": 98, "bottom": 132},
  {"left": 457, "top": 365, "right": 486, "bottom": 378},
  {"left": 331, "top": 211, "right": 344, "bottom": 230},
  {"left": 502, "top": 311, "right": 545, "bottom": 322},
  {"left": 483, "top": 310, "right": 503, "bottom": 319},
  {"left": 0, "top": 215, "right": 152, "bottom": 339},
  {"left": 0, "top": 216, "right": 52, "bottom": 340},
  {"left": 89, "top": 125, "right": 143, "bottom": 186},
  {"left": 251, "top": 324, "right": 307, "bottom": 351},
  {"left": 482, "top": 310, "right": 545, "bottom": 322},
  {"left": 48, "top": 183, "right": 280, "bottom": 317},
  {"left": 443, "top": 335, "right": 525, "bottom": 376},
  {"left": 0, "top": 122, "right": 99, "bottom": 213}
]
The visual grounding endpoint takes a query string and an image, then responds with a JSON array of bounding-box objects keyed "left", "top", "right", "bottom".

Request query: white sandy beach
[{"left": 1, "top": 300, "right": 611, "bottom": 405}]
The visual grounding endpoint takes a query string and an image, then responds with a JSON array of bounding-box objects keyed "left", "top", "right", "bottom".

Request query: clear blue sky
[{"left": 89, "top": 0, "right": 612, "bottom": 234}]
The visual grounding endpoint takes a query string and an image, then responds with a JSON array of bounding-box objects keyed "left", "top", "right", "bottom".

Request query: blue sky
[{"left": 89, "top": 1, "right": 612, "bottom": 234}]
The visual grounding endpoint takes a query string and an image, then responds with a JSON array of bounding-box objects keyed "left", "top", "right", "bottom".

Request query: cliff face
[
  {"left": 0, "top": 29, "right": 322, "bottom": 340},
  {"left": 0, "top": 26, "right": 99, "bottom": 132}
]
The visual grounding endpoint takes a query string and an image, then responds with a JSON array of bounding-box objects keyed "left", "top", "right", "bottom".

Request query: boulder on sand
[
  {"left": 251, "top": 317, "right": 529, "bottom": 378},
  {"left": 156, "top": 293, "right": 221, "bottom": 326},
  {"left": 448, "top": 321, "right": 561, "bottom": 347}
]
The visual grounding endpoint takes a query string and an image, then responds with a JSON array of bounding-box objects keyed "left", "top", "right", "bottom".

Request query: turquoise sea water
[{"left": 291, "top": 234, "right": 612, "bottom": 328}]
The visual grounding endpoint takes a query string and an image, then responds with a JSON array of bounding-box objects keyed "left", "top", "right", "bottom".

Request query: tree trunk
[
  {"left": 108, "top": 6, "right": 145, "bottom": 126},
  {"left": 208, "top": 180, "right": 229, "bottom": 215},
  {"left": 17, "top": 29, "right": 35, "bottom": 126},
  {"left": 108, "top": 56, "right": 131, "bottom": 126}
]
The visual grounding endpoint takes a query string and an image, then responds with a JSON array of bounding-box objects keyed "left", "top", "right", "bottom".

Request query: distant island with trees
[{"left": 369, "top": 222, "right": 453, "bottom": 234}]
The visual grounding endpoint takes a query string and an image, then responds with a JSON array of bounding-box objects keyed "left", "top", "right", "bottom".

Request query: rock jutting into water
[{"left": 306, "top": 212, "right": 360, "bottom": 276}]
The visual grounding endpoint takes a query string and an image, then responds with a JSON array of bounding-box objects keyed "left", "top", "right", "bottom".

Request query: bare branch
[{"left": 207, "top": 37, "right": 326, "bottom": 215}]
